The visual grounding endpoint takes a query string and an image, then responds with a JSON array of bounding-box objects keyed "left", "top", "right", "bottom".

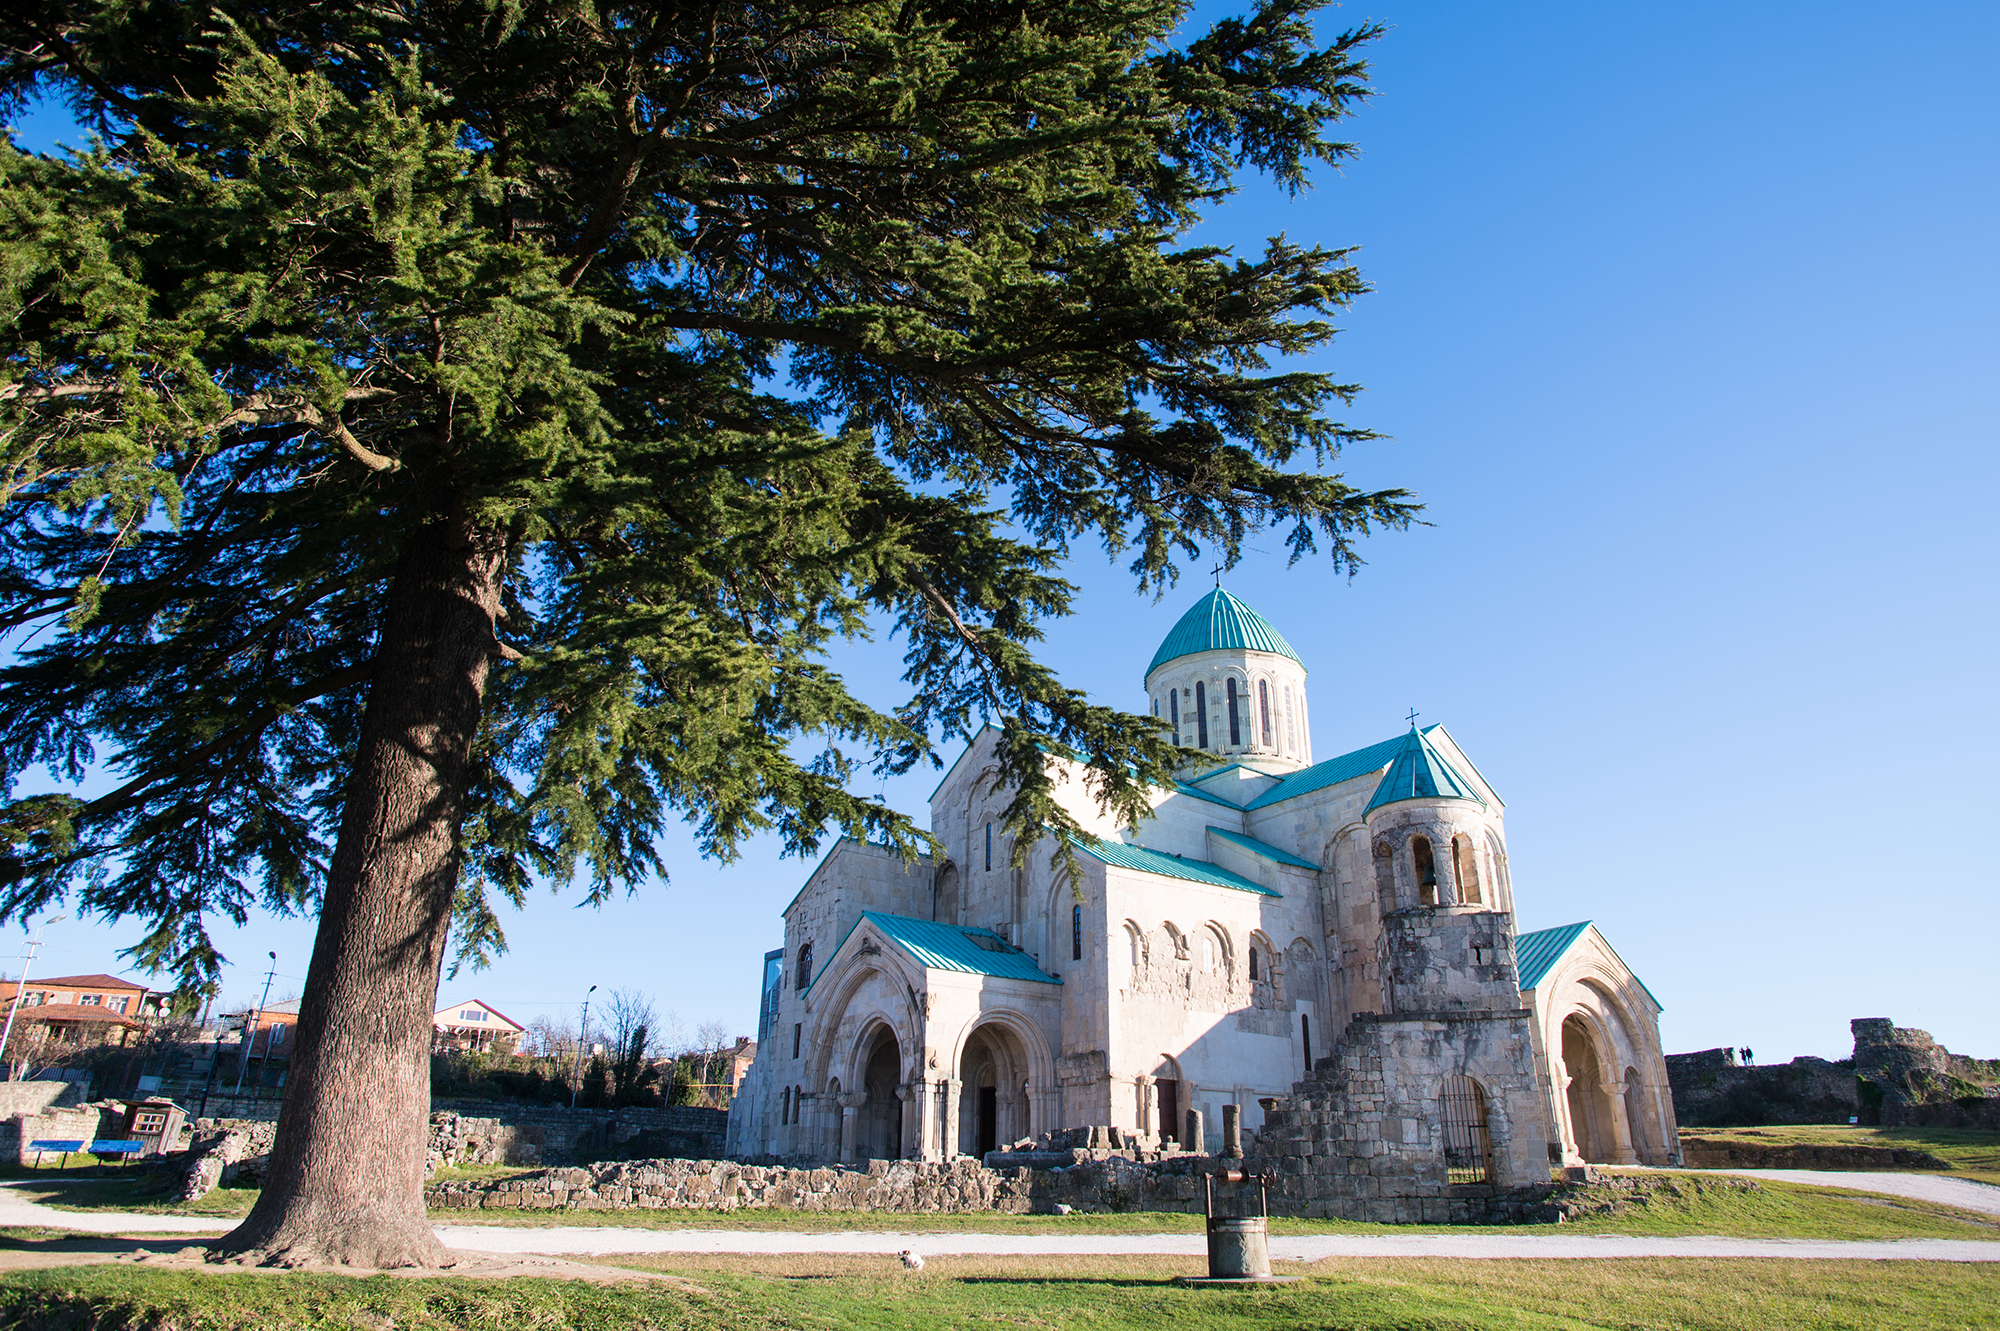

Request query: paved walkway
[{"left": 4, "top": 1170, "right": 1998, "bottom": 1264}]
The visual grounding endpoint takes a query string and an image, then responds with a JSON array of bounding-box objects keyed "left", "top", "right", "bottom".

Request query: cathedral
[{"left": 729, "top": 589, "right": 1677, "bottom": 1185}]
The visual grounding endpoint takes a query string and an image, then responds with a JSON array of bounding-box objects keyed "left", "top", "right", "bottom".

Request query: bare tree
[{"left": 602, "top": 989, "right": 657, "bottom": 1063}]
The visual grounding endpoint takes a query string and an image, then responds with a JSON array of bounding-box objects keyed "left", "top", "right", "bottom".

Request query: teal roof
[
  {"left": 1514, "top": 921, "right": 1592, "bottom": 991},
  {"left": 1206, "top": 827, "right": 1320, "bottom": 871},
  {"left": 1514, "top": 920, "right": 1663, "bottom": 1010},
  {"left": 1364, "top": 725, "right": 1488, "bottom": 813},
  {"left": 1146, "top": 589, "right": 1304, "bottom": 677},
  {"left": 1242, "top": 727, "right": 1437, "bottom": 811},
  {"left": 823, "top": 911, "right": 1061, "bottom": 987},
  {"left": 1070, "top": 836, "right": 1282, "bottom": 897}
]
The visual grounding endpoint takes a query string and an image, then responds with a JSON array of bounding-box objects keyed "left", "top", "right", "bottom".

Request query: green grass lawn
[
  {"left": 1681, "top": 1124, "right": 2000, "bottom": 1185},
  {"left": 12, "top": 1171, "right": 2000, "bottom": 1243},
  {"left": 0, "top": 1256, "right": 1994, "bottom": 1330}
]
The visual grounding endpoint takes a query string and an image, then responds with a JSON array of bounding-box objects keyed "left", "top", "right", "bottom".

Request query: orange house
[{"left": 0, "top": 973, "right": 158, "bottom": 1048}]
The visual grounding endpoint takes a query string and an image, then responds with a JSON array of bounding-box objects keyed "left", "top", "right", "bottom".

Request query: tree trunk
[{"left": 216, "top": 522, "right": 505, "bottom": 1268}]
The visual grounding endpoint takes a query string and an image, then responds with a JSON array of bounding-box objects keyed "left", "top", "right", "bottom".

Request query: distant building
[
  {"left": 0, "top": 973, "right": 160, "bottom": 1049},
  {"left": 432, "top": 999, "right": 525, "bottom": 1053}
]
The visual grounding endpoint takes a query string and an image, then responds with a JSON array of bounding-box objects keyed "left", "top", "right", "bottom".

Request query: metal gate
[{"left": 1441, "top": 1075, "right": 1491, "bottom": 1184}]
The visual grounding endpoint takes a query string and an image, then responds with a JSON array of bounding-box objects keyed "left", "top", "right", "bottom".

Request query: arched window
[
  {"left": 1226, "top": 678, "right": 1241, "bottom": 746},
  {"left": 781, "top": 1086, "right": 792, "bottom": 1125},
  {"left": 985, "top": 822, "right": 993, "bottom": 872},
  {"left": 1258, "top": 680, "right": 1272, "bottom": 746},
  {"left": 1201, "top": 934, "right": 1216, "bottom": 971},
  {"left": 1248, "top": 946, "right": 1260, "bottom": 982},
  {"left": 1164, "top": 922, "right": 1188, "bottom": 960},
  {"left": 1412, "top": 836, "right": 1438, "bottom": 907},
  {"left": 1170, "top": 689, "right": 1180, "bottom": 745},
  {"left": 796, "top": 941, "right": 813, "bottom": 989},
  {"left": 1194, "top": 681, "right": 1210, "bottom": 749},
  {"left": 1452, "top": 833, "right": 1482, "bottom": 905},
  {"left": 1072, "top": 904, "right": 1084, "bottom": 961},
  {"left": 1441, "top": 1075, "right": 1492, "bottom": 1183}
]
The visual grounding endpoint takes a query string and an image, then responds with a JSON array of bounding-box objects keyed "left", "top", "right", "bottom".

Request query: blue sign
[
  {"left": 89, "top": 1140, "right": 145, "bottom": 1154},
  {"left": 26, "top": 1139, "right": 85, "bottom": 1152}
]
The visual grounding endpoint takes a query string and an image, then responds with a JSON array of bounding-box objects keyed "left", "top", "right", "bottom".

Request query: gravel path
[
  {"left": 4, "top": 1169, "right": 1998, "bottom": 1264},
  {"left": 430, "top": 1224, "right": 2000, "bottom": 1262},
  {"left": 1696, "top": 1169, "right": 2000, "bottom": 1216}
]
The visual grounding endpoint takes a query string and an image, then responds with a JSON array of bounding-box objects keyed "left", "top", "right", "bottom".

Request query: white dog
[{"left": 899, "top": 1249, "right": 925, "bottom": 1271}]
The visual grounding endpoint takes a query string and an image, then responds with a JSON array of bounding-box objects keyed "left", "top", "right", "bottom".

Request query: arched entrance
[
  {"left": 958, "top": 1023, "right": 1031, "bottom": 1157},
  {"left": 860, "top": 1026, "right": 905, "bottom": 1161},
  {"left": 1560, "top": 1014, "right": 1636, "bottom": 1164}
]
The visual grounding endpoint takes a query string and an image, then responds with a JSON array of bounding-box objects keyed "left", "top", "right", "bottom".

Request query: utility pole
[
  {"left": 233, "top": 951, "right": 277, "bottom": 1097},
  {"left": 570, "top": 985, "right": 597, "bottom": 1110},
  {"left": 0, "top": 914, "right": 65, "bottom": 1081}
]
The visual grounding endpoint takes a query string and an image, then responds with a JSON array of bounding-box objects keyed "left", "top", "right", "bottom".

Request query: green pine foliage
[{"left": 0, "top": 1, "right": 1417, "bottom": 990}]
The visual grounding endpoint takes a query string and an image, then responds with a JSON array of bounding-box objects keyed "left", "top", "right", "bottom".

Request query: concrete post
[
  {"left": 1600, "top": 1080, "right": 1638, "bottom": 1165},
  {"left": 1185, "top": 1108, "right": 1206, "bottom": 1155},
  {"left": 1221, "top": 1103, "right": 1243, "bottom": 1158}
]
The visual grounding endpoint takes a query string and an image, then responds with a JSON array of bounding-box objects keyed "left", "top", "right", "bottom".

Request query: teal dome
[{"left": 1145, "top": 589, "right": 1304, "bottom": 679}]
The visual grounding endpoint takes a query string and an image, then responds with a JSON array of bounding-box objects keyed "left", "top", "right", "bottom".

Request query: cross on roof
[{"left": 1406, "top": 708, "right": 1420, "bottom": 727}]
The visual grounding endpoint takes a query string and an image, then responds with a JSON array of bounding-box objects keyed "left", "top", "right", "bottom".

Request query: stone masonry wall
[
  {"left": 177, "top": 1098, "right": 729, "bottom": 1165},
  {"left": 1665, "top": 1049, "right": 1859, "bottom": 1127},
  {"left": 426, "top": 1152, "right": 1557, "bottom": 1224}
]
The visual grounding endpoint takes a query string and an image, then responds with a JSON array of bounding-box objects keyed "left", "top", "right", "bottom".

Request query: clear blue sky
[{"left": 9, "top": 2, "right": 1996, "bottom": 1063}]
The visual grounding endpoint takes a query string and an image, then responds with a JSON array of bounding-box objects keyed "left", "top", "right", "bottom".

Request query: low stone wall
[
  {"left": 182, "top": 1098, "right": 729, "bottom": 1166},
  {"left": 1677, "top": 1135, "right": 1949, "bottom": 1170},
  {"left": 425, "top": 1153, "right": 1559, "bottom": 1224}
]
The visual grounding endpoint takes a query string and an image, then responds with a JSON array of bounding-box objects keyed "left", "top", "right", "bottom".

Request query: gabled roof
[
  {"left": 1365, "top": 725, "right": 1487, "bottom": 813},
  {"left": 20, "top": 974, "right": 147, "bottom": 992},
  {"left": 1514, "top": 920, "right": 1663, "bottom": 1010},
  {"left": 1071, "top": 836, "right": 1282, "bottom": 897},
  {"left": 1146, "top": 589, "right": 1303, "bottom": 677},
  {"left": 14, "top": 1004, "right": 141, "bottom": 1026},
  {"left": 435, "top": 998, "right": 525, "bottom": 1031},
  {"left": 824, "top": 911, "right": 1060, "bottom": 986},
  {"left": 1206, "top": 827, "right": 1319, "bottom": 871},
  {"left": 1241, "top": 727, "right": 1437, "bottom": 811},
  {"left": 1514, "top": 921, "right": 1592, "bottom": 991}
]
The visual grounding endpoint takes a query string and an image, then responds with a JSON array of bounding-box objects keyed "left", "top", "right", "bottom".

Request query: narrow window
[
  {"left": 985, "top": 822, "right": 992, "bottom": 872},
  {"left": 792, "top": 1022, "right": 802, "bottom": 1058},
  {"left": 1129, "top": 927, "right": 1142, "bottom": 968},
  {"left": 1249, "top": 946, "right": 1260, "bottom": 982},
  {"left": 1453, "top": 833, "right": 1483, "bottom": 905},
  {"left": 796, "top": 942, "right": 813, "bottom": 990},
  {"left": 1201, "top": 935, "right": 1216, "bottom": 971},
  {"left": 1072, "top": 905, "right": 1084, "bottom": 961},
  {"left": 1412, "top": 836, "right": 1438, "bottom": 907},
  {"left": 1259, "top": 680, "right": 1272, "bottom": 746},
  {"left": 1302, "top": 1014, "right": 1313, "bottom": 1076},
  {"left": 1284, "top": 686, "right": 1296, "bottom": 752},
  {"left": 1226, "top": 679, "right": 1241, "bottom": 746},
  {"left": 1152, "top": 698, "right": 1159, "bottom": 717},
  {"left": 1170, "top": 689, "right": 1180, "bottom": 745},
  {"left": 1195, "top": 682, "right": 1210, "bottom": 749},
  {"left": 781, "top": 1087, "right": 791, "bottom": 1124}
]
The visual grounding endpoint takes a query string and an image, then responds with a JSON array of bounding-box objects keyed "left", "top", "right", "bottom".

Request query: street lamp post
[
  {"left": 0, "top": 914, "right": 65, "bottom": 1081},
  {"left": 233, "top": 952, "right": 278, "bottom": 1097},
  {"left": 570, "top": 985, "right": 597, "bottom": 1110}
]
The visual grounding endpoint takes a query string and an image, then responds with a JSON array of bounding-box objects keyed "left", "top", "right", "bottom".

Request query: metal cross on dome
[
  {"left": 1407, "top": 708, "right": 1420, "bottom": 727},
  {"left": 1211, "top": 564, "right": 1223, "bottom": 588}
]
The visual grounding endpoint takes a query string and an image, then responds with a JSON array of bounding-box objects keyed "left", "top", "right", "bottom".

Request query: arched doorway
[
  {"left": 1561, "top": 1014, "right": 1614, "bottom": 1162},
  {"left": 860, "top": 1026, "right": 904, "bottom": 1161},
  {"left": 958, "top": 1023, "right": 1031, "bottom": 1157}
]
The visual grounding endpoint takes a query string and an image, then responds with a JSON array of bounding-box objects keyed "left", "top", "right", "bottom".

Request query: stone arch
[
  {"left": 1450, "top": 832, "right": 1482, "bottom": 905},
  {"left": 1123, "top": 919, "right": 1148, "bottom": 975},
  {"left": 1557, "top": 1005, "right": 1638, "bottom": 1165},
  {"left": 1162, "top": 921, "right": 1189, "bottom": 960},
  {"left": 1247, "top": 928, "right": 1278, "bottom": 1002},
  {"left": 951, "top": 1012, "right": 1049, "bottom": 1156},
  {"left": 853, "top": 1019, "right": 907, "bottom": 1161},
  {"left": 1201, "top": 921, "right": 1233, "bottom": 979}
]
